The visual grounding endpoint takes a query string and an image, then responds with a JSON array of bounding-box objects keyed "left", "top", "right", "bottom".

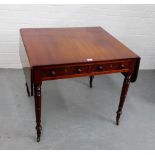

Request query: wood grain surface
[{"left": 20, "top": 27, "right": 139, "bottom": 67}]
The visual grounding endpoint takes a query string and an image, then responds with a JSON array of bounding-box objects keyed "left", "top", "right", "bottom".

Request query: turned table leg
[
  {"left": 89, "top": 76, "right": 94, "bottom": 88},
  {"left": 34, "top": 83, "right": 42, "bottom": 142},
  {"left": 116, "top": 74, "right": 131, "bottom": 125}
]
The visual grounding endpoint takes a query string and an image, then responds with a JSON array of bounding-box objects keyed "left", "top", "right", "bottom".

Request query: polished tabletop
[{"left": 20, "top": 27, "right": 139, "bottom": 67}]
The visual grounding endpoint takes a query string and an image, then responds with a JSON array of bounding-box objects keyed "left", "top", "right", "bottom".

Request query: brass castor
[{"left": 36, "top": 125, "right": 42, "bottom": 142}]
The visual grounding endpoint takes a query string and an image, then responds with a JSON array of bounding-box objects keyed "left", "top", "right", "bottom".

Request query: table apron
[{"left": 38, "top": 60, "right": 134, "bottom": 81}]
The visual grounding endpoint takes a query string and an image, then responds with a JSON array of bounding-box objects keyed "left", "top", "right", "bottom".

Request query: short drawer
[
  {"left": 42, "top": 65, "right": 89, "bottom": 78},
  {"left": 92, "top": 61, "right": 130, "bottom": 73}
]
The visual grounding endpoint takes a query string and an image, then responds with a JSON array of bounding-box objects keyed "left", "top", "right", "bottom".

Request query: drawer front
[
  {"left": 91, "top": 61, "right": 130, "bottom": 73},
  {"left": 41, "top": 61, "right": 131, "bottom": 80},
  {"left": 42, "top": 65, "right": 89, "bottom": 78}
]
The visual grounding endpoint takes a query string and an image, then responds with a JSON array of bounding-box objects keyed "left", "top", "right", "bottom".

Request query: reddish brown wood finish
[
  {"left": 20, "top": 27, "right": 140, "bottom": 142},
  {"left": 34, "top": 84, "right": 42, "bottom": 142},
  {"left": 20, "top": 27, "right": 139, "bottom": 67},
  {"left": 116, "top": 74, "right": 131, "bottom": 125}
]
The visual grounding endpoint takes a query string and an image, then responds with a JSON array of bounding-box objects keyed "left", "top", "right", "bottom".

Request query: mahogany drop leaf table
[{"left": 20, "top": 27, "right": 140, "bottom": 142}]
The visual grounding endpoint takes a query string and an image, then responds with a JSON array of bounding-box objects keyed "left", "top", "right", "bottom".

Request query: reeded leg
[
  {"left": 34, "top": 83, "right": 42, "bottom": 142},
  {"left": 116, "top": 75, "right": 131, "bottom": 125},
  {"left": 25, "top": 82, "right": 30, "bottom": 97},
  {"left": 89, "top": 76, "right": 94, "bottom": 88}
]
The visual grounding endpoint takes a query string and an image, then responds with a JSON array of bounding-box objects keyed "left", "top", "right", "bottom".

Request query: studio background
[{"left": 0, "top": 4, "right": 154, "bottom": 69}]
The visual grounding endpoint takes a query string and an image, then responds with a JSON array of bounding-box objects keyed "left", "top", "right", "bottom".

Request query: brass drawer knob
[
  {"left": 121, "top": 64, "right": 125, "bottom": 69},
  {"left": 77, "top": 68, "right": 82, "bottom": 73},
  {"left": 98, "top": 66, "right": 104, "bottom": 71},
  {"left": 50, "top": 70, "right": 56, "bottom": 76}
]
